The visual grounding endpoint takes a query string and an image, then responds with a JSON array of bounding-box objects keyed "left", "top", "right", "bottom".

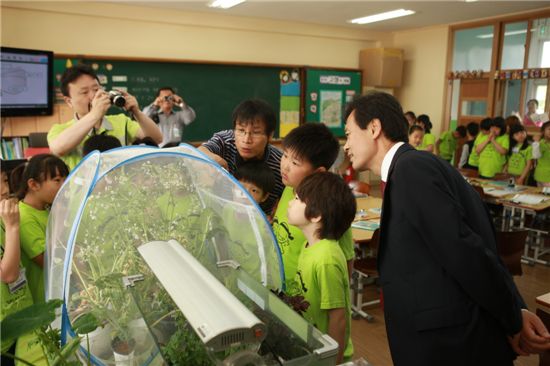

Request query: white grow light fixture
[
  {"left": 349, "top": 9, "right": 415, "bottom": 25},
  {"left": 209, "top": 0, "right": 246, "bottom": 9},
  {"left": 138, "top": 240, "right": 266, "bottom": 352}
]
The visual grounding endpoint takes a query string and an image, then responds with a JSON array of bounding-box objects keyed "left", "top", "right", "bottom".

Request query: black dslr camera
[{"left": 108, "top": 91, "right": 126, "bottom": 108}]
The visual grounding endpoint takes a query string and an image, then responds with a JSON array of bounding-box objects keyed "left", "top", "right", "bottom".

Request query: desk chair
[
  {"left": 351, "top": 229, "right": 380, "bottom": 322},
  {"left": 458, "top": 168, "right": 479, "bottom": 178},
  {"left": 536, "top": 308, "right": 550, "bottom": 366},
  {"left": 496, "top": 230, "right": 528, "bottom": 276}
]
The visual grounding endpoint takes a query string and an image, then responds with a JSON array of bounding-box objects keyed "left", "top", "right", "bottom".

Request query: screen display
[{"left": 1, "top": 47, "right": 53, "bottom": 116}]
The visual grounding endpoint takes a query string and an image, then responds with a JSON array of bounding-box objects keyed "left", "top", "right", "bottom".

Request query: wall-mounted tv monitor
[{"left": 1, "top": 47, "right": 54, "bottom": 117}]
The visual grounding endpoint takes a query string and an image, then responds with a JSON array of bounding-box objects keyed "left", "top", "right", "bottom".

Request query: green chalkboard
[{"left": 54, "top": 57, "right": 284, "bottom": 141}]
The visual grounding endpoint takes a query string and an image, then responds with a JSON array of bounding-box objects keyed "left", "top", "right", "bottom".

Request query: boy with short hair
[
  {"left": 436, "top": 125, "right": 467, "bottom": 164},
  {"left": 287, "top": 171, "right": 356, "bottom": 363},
  {"left": 272, "top": 123, "right": 355, "bottom": 288},
  {"left": 234, "top": 161, "right": 275, "bottom": 205},
  {"left": 468, "top": 117, "right": 492, "bottom": 170}
]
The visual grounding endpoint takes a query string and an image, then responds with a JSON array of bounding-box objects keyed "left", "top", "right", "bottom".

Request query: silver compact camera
[
  {"left": 163, "top": 95, "right": 175, "bottom": 102},
  {"left": 108, "top": 91, "right": 126, "bottom": 107}
]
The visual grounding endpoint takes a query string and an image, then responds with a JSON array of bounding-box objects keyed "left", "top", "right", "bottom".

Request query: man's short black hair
[
  {"left": 296, "top": 172, "right": 356, "bottom": 240},
  {"left": 156, "top": 87, "right": 175, "bottom": 96},
  {"left": 60, "top": 64, "right": 100, "bottom": 97},
  {"left": 455, "top": 125, "right": 467, "bottom": 138},
  {"left": 345, "top": 92, "right": 408, "bottom": 143},
  {"left": 466, "top": 121, "right": 479, "bottom": 137},
  {"left": 234, "top": 161, "right": 276, "bottom": 196},
  {"left": 82, "top": 134, "right": 122, "bottom": 156},
  {"left": 480, "top": 117, "right": 493, "bottom": 131},
  {"left": 282, "top": 123, "right": 339, "bottom": 169},
  {"left": 232, "top": 99, "right": 277, "bottom": 137}
]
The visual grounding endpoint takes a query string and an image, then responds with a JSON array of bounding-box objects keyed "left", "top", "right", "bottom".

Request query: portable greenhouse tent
[{"left": 45, "top": 145, "right": 338, "bottom": 365}]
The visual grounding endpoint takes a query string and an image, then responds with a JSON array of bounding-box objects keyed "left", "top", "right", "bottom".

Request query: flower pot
[{"left": 111, "top": 337, "right": 136, "bottom": 366}]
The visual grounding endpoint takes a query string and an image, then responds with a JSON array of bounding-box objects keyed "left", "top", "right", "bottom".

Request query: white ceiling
[{"left": 121, "top": 1, "right": 549, "bottom": 32}]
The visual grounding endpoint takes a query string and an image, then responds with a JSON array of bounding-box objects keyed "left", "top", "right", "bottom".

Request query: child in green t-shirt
[
  {"left": 1, "top": 169, "right": 33, "bottom": 366},
  {"left": 234, "top": 161, "right": 275, "bottom": 208},
  {"left": 469, "top": 118, "right": 491, "bottom": 170},
  {"left": 436, "top": 125, "right": 467, "bottom": 164},
  {"left": 287, "top": 171, "right": 356, "bottom": 363},
  {"left": 417, "top": 114, "right": 435, "bottom": 153},
  {"left": 10, "top": 154, "right": 69, "bottom": 303},
  {"left": 477, "top": 117, "right": 509, "bottom": 179},
  {"left": 408, "top": 125, "right": 424, "bottom": 150},
  {"left": 505, "top": 124, "right": 533, "bottom": 186},
  {"left": 533, "top": 121, "right": 550, "bottom": 186},
  {"left": 272, "top": 123, "right": 355, "bottom": 289}
]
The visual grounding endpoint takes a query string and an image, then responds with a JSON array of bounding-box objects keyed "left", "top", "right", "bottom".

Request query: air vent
[{"left": 221, "top": 331, "right": 245, "bottom": 346}]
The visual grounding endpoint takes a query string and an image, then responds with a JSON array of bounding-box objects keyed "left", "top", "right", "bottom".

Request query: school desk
[
  {"left": 537, "top": 292, "right": 550, "bottom": 309},
  {"left": 468, "top": 177, "right": 550, "bottom": 266},
  {"left": 352, "top": 196, "right": 383, "bottom": 243}
]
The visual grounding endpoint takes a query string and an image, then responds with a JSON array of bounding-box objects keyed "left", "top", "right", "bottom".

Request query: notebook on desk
[
  {"left": 351, "top": 220, "right": 380, "bottom": 231},
  {"left": 510, "top": 194, "right": 549, "bottom": 205}
]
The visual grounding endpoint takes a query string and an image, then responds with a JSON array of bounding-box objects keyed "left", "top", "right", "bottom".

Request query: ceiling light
[
  {"left": 209, "top": 0, "right": 246, "bottom": 9},
  {"left": 477, "top": 29, "right": 527, "bottom": 39},
  {"left": 464, "top": 0, "right": 478, "bottom": 3},
  {"left": 349, "top": 9, "right": 415, "bottom": 25}
]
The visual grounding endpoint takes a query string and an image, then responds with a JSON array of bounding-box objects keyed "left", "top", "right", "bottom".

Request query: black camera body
[
  {"left": 108, "top": 91, "right": 126, "bottom": 107},
  {"left": 163, "top": 95, "right": 175, "bottom": 102}
]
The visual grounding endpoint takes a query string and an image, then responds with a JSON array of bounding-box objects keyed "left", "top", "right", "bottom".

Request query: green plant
[{"left": 0, "top": 299, "right": 99, "bottom": 366}]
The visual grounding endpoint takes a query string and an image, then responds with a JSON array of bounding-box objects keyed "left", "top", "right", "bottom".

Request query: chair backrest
[
  {"left": 536, "top": 308, "right": 550, "bottom": 366},
  {"left": 493, "top": 172, "right": 512, "bottom": 182},
  {"left": 496, "top": 230, "right": 528, "bottom": 276},
  {"left": 458, "top": 168, "right": 479, "bottom": 178},
  {"left": 472, "top": 185, "right": 486, "bottom": 199},
  {"left": 370, "top": 228, "right": 380, "bottom": 252}
]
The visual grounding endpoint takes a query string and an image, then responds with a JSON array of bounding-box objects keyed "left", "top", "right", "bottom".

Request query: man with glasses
[{"left": 199, "top": 99, "right": 284, "bottom": 216}]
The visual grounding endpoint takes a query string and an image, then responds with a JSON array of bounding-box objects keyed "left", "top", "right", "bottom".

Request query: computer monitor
[{"left": 1, "top": 47, "right": 54, "bottom": 116}]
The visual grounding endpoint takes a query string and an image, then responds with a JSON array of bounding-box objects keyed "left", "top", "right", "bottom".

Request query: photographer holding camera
[
  {"left": 47, "top": 65, "right": 162, "bottom": 170},
  {"left": 142, "top": 87, "right": 196, "bottom": 147}
]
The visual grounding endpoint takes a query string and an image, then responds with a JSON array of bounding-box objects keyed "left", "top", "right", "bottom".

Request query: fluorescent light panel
[
  {"left": 209, "top": 0, "right": 246, "bottom": 9},
  {"left": 349, "top": 9, "right": 415, "bottom": 25}
]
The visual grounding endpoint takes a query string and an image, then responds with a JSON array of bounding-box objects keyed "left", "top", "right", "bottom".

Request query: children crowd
[{"left": 2, "top": 65, "right": 549, "bottom": 365}]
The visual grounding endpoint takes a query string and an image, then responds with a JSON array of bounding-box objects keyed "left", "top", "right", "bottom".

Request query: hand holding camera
[{"left": 90, "top": 90, "right": 111, "bottom": 117}]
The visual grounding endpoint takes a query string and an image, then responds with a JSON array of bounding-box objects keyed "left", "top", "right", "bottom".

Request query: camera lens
[
  {"left": 109, "top": 91, "right": 126, "bottom": 108},
  {"left": 164, "top": 96, "right": 174, "bottom": 102}
]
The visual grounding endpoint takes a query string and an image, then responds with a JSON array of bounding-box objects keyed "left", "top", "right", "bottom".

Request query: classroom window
[
  {"left": 461, "top": 100, "right": 487, "bottom": 116},
  {"left": 502, "top": 80, "right": 522, "bottom": 117},
  {"left": 501, "top": 22, "right": 528, "bottom": 70},
  {"left": 452, "top": 25, "right": 494, "bottom": 71},
  {"left": 525, "top": 79, "right": 547, "bottom": 114},
  {"left": 528, "top": 17, "right": 550, "bottom": 68}
]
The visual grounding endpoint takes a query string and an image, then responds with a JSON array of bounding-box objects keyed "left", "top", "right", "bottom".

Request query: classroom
[{"left": 1, "top": 1, "right": 550, "bottom": 366}]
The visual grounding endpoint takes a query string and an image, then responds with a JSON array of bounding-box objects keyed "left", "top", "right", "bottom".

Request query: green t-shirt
[
  {"left": 272, "top": 186, "right": 354, "bottom": 288},
  {"left": 438, "top": 131, "right": 457, "bottom": 161},
  {"left": 508, "top": 145, "right": 532, "bottom": 177},
  {"left": 468, "top": 133, "right": 486, "bottom": 167},
  {"left": 478, "top": 134, "right": 509, "bottom": 178},
  {"left": 289, "top": 239, "right": 353, "bottom": 361},
  {"left": 1, "top": 224, "right": 34, "bottom": 353},
  {"left": 47, "top": 114, "right": 140, "bottom": 170},
  {"left": 18, "top": 201, "right": 49, "bottom": 304},
  {"left": 419, "top": 133, "right": 435, "bottom": 151},
  {"left": 535, "top": 141, "right": 550, "bottom": 183}
]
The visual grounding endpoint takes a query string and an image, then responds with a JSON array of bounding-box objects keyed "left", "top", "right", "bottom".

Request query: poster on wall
[
  {"left": 279, "top": 69, "right": 301, "bottom": 138},
  {"left": 305, "top": 68, "right": 361, "bottom": 136}
]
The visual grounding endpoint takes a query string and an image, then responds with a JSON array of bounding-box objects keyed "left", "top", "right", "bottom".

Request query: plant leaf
[
  {"left": 0, "top": 299, "right": 63, "bottom": 342},
  {"left": 72, "top": 313, "right": 99, "bottom": 335},
  {"left": 51, "top": 337, "right": 81, "bottom": 366}
]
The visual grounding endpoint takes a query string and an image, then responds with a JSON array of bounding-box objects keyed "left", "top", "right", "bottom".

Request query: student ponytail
[{"left": 10, "top": 154, "right": 69, "bottom": 200}]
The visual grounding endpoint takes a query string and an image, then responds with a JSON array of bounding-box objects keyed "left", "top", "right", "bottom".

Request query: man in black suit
[{"left": 343, "top": 92, "right": 550, "bottom": 365}]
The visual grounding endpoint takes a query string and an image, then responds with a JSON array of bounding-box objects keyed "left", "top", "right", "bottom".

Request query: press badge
[
  {"left": 173, "top": 126, "right": 181, "bottom": 138},
  {"left": 8, "top": 267, "right": 27, "bottom": 293}
]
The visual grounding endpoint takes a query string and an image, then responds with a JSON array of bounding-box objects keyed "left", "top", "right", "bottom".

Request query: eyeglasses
[{"left": 234, "top": 128, "right": 266, "bottom": 139}]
